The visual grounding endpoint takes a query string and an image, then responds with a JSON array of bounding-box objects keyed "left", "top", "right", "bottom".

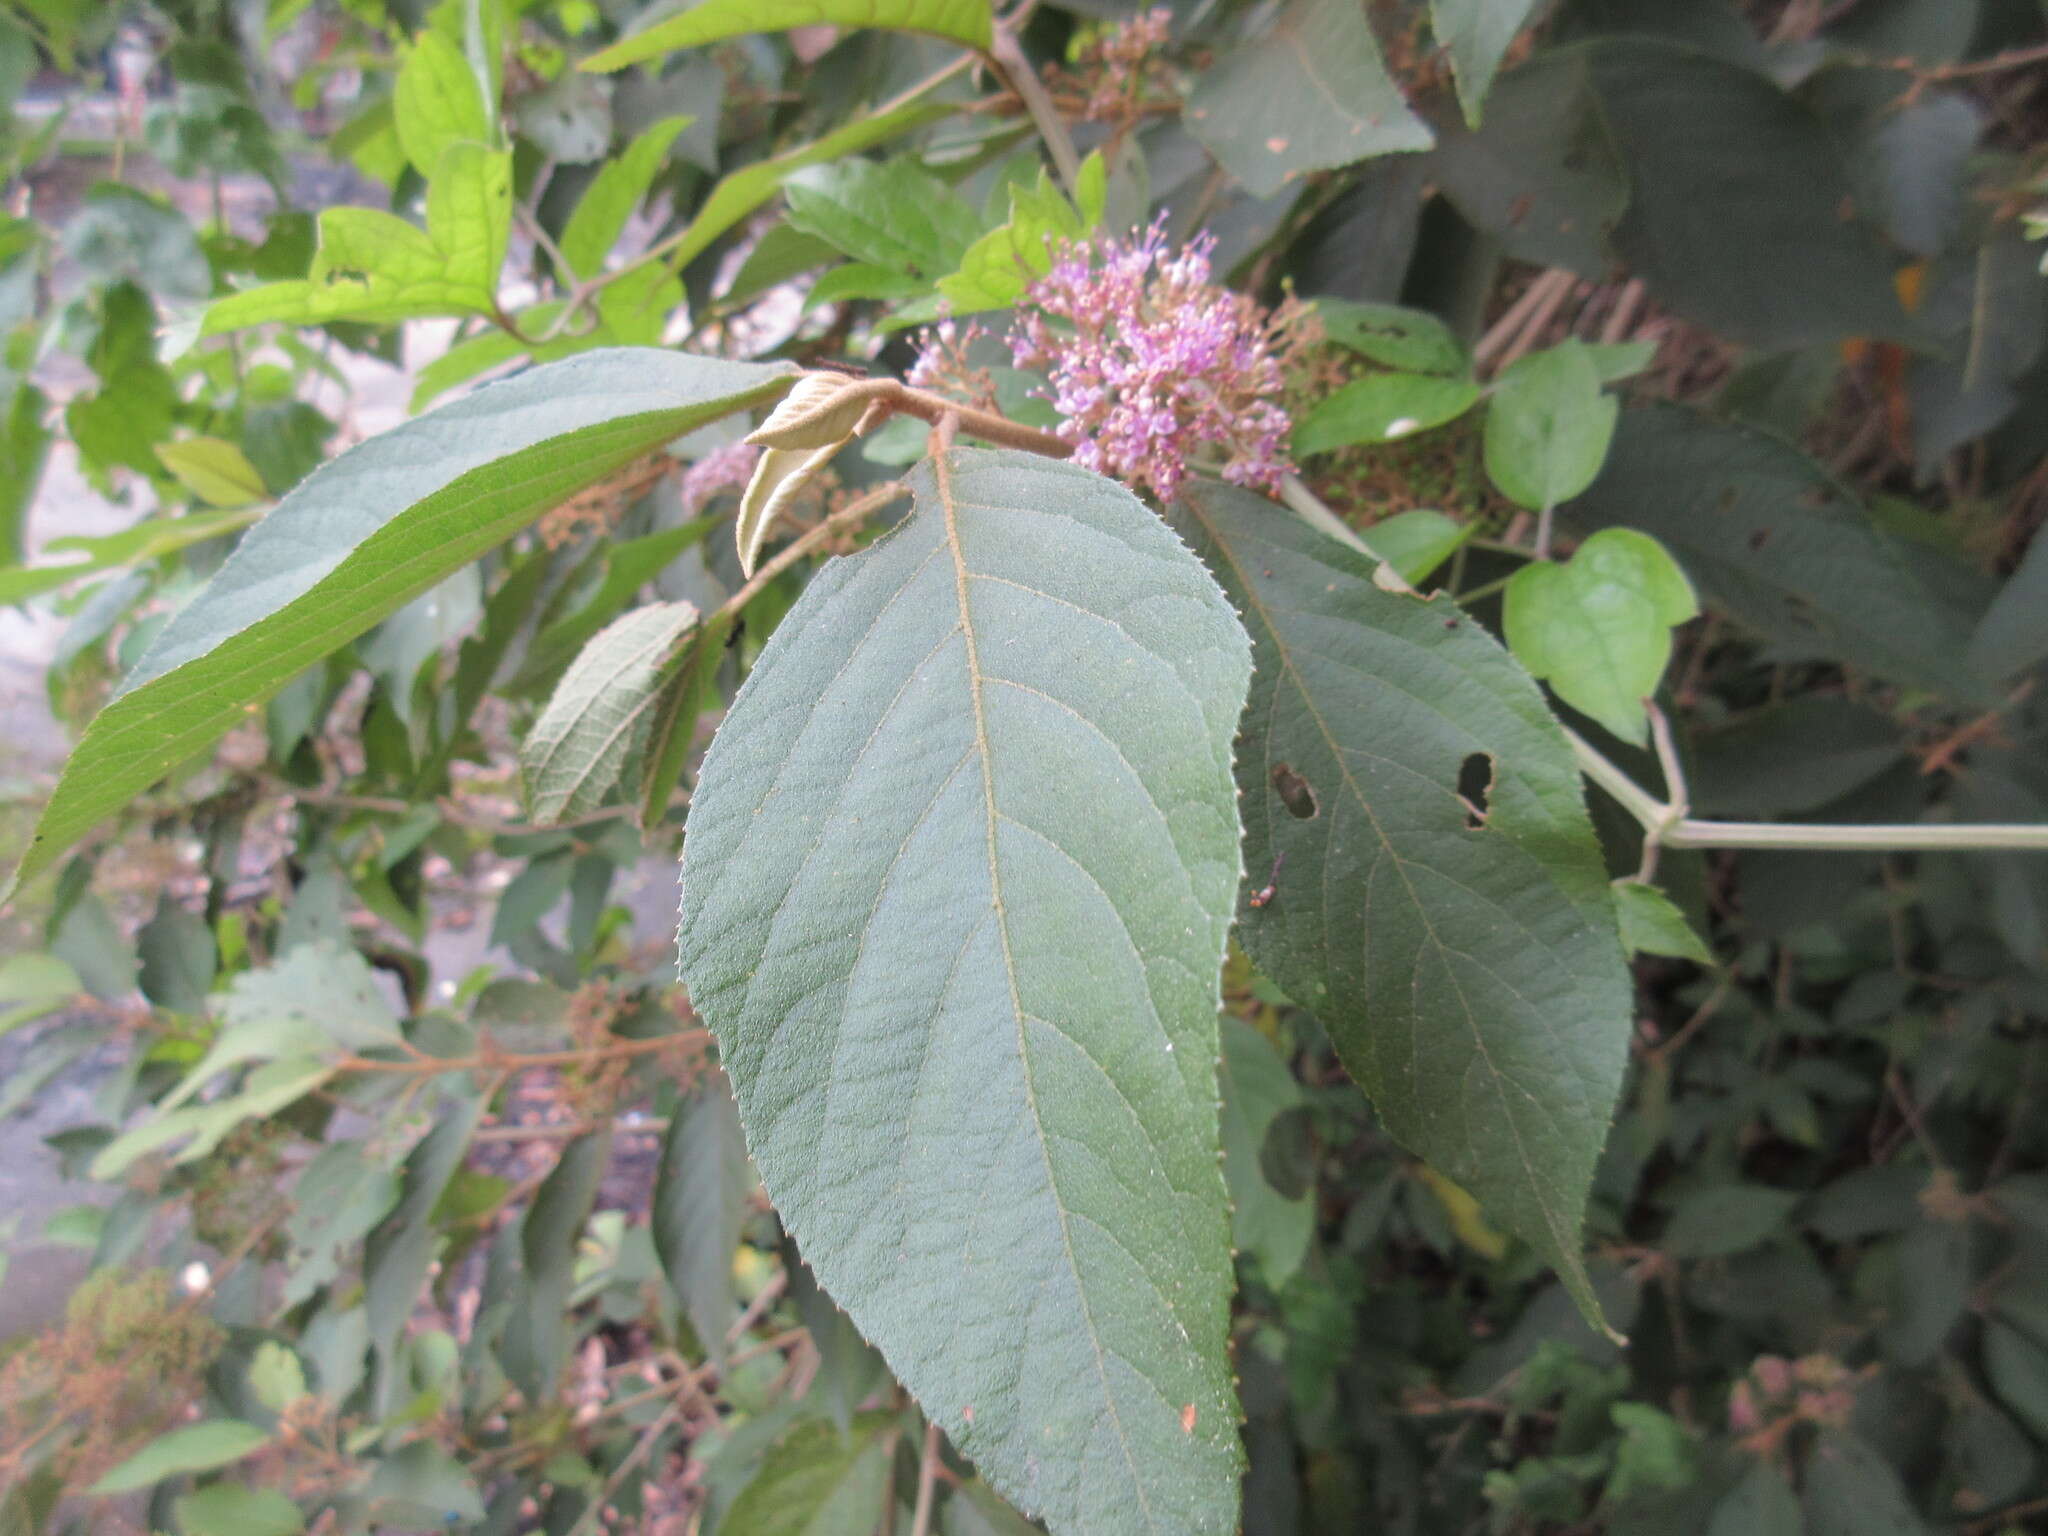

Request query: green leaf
[
  {"left": 172, "top": 1485, "right": 305, "bottom": 1536},
  {"left": 1565, "top": 404, "right": 1988, "bottom": 702},
  {"left": 679, "top": 448, "right": 1251, "bottom": 1535},
  {"left": 1613, "top": 882, "right": 1712, "bottom": 964},
  {"left": 1986, "top": 1319, "right": 2048, "bottom": 1442},
  {"left": 91, "top": 1056, "right": 335, "bottom": 1178},
  {"left": 639, "top": 612, "right": 736, "bottom": 828},
  {"left": 137, "top": 894, "right": 217, "bottom": 1014},
  {"left": 1293, "top": 374, "right": 1482, "bottom": 456},
  {"left": 8, "top": 349, "right": 792, "bottom": 899},
  {"left": 1357, "top": 510, "right": 1472, "bottom": 586},
  {"left": 87, "top": 1420, "right": 270, "bottom": 1494},
  {"left": 1485, "top": 341, "right": 1619, "bottom": 511},
  {"left": 1660, "top": 1184, "right": 1800, "bottom": 1258},
  {"left": 0, "top": 952, "right": 82, "bottom": 1038},
  {"left": 1170, "top": 478, "right": 1631, "bottom": 1336},
  {"left": 1433, "top": 0, "right": 1542, "bottom": 127},
  {"left": 1801, "top": 1429, "right": 1928, "bottom": 1536},
  {"left": 394, "top": 30, "right": 492, "bottom": 179},
  {"left": 1313, "top": 299, "right": 1469, "bottom": 374},
  {"left": 1218, "top": 1018, "right": 1312, "bottom": 1286},
  {"left": 583, "top": 0, "right": 992, "bottom": 73},
  {"left": 365, "top": 1441, "right": 487, "bottom": 1527},
  {"left": 1688, "top": 699, "right": 1906, "bottom": 817},
  {"left": 1187, "top": 0, "right": 1433, "bottom": 199},
  {"left": 652, "top": 1067, "right": 759, "bottom": 1361},
  {"left": 935, "top": 164, "right": 1096, "bottom": 316},
  {"left": 1503, "top": 527, "right": 1696, "bottom": 745},
  {"left": 1970, "top": 524, "right": 2048, "bottom": 683},
  {"left": 785, "top": 159, "right": 981, "bottom": 280},
  {"left": 248, "top": 1340, "right": 309, "bottom": 1412},
  {"left": 523, "top": 601, "right": 701, "bottom": 823},
  {"left": 502, "top": 1127, "right": 612, "bottom": 1401},
  {"left": 365, "top": 1098, "right": 486, "bottom": 1391},
  {"left": 724, "top": 1416, "right": 894, "bottom": 1536},
  {"left": 1704, "top": 1458, "right": 1801, "bottom": 1536},
  {"left": 155, "top": 438, "right": 268, "bottom": 509},
  {"left": 0, "top": 508, "right": 259, "bottom": 606},
  {"left": 559, "top": 115, "right": 691, "bottom": 281}
]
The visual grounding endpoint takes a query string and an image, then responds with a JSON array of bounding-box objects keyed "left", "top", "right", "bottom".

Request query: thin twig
[
  {"left": 987, "top": 24, "right": 1081, "bottom": 193},
  {"left": 336, "top": 1030, "right": 706, "bottom": 1077},
  {"left": 909, "top": 1420, "right": 944, "bottom": 1536}
]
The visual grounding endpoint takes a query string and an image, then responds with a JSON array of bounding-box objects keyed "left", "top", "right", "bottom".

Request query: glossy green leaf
[
  {"left": 653, "top": 1068, "right": 759, "bottom": 1361},
  {"left": 679, "top": 448, "right": 1251, "bottom": 1534},
  {"left": 7, "top": 349, "right": 792, "bottom": 898},
  {"left": 172, "top": 1485, "right": 305, "bottom": 1536},
  {"left": 1485, "top": 341, "right": 1619, "bottom": 511},
  {"left": 88, "top": 1420, "right": 270, "bottom": 1494},
  {"left": 1357, "top": 509, "right": 1472, "bottom": 585},
  {"left": 523, "top": 601, "right": 701, "bottom": 823},
  {"left": 1504, "top": 527, "right": 1696, "bottom": 744},
  {"left": 155, "top": 437, "right": 267, "bottom": 508},
  {"left": 786, "top": 159, "right": 981, "bottom": 279},
  {"left": 1566, "top": 404, "right": 1989, "bottom": 702},
  {"left": 1433, "top": 0, "right": 1542, "bottom": 127},
  {"left": 1613, "top": 881, "right": 1712, "bottom": 964},
  {"left": 1187, "top": 0, "right": 1432, "bottom": 199},
  {"left": 1314, "top": 299, "right": 1469, "bottom": 375},
  {"left": 1170, "top": 478, "right": 1631, "bottom": 1335},
  {"left": 583, "top": 0, "right": 992, "bottom": 73},
  {"left": 1293, "top": 373, "right": 1482, "bottom": 456},
  {"left": 724, "top": 1416, "right": 894, "bottom": 1536},
  {"left": 559, "top": 115, "right": 690, "bottom": 280},
  {"left": 1218, "top": 1017, "right": 1312, "bottom": 1286}
]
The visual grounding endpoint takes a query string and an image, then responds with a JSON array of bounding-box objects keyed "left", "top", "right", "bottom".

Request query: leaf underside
[
  {"left": 1172, "top": 479, "right": 1632, "bottom": 1333},
  {"left": 678, "top": 448, "right": 1252, "bottom": 1535}
]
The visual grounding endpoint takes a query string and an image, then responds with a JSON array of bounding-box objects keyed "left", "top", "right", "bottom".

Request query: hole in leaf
[
  {"left": 1270, "top": 762, "right": 1318, "bottom": 819},
  {"left": 1457, "top": 752, "right": 1493, "bottom": 829}
]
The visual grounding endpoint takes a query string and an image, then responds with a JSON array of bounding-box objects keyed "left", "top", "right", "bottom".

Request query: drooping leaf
[
  {"left": 87, "top": 1420, "right": 270, "bottom": 1494},
  {"left": 679, "top": 448, "right": 1252, "bottom": 1534},
  {"left": 7, "top": 349, "right": 792, "bottom": 898},
  {"left": 1218, "top": 1017, "right": 1312, "bottom": 1286},
  {"left": 652, "top": 1068, "right": 759, "bottom": 1361},
  {"left": 502, "top": 1127, "right": 613, "bottom": 1401},
  {"left": 364, "top": 1097, "right": 486, "bottom": 1397},
  {"left": 1613, "top": 882, "right": 1712, "bottom": 964},
  {"left": 1484, "top": 341, "right": 1619, "bottom": 512},
  {"left": 723, "top": 1416, "right": 895, "bottom": 1536},
  {"left": 1170, "top": 478, "right": 1631, "bottom": 1334},
  {"left": 1433, "top": 0, "right": 1543, "bottom": 127},
  {"left": 1565, "top": 404, "right": 1989, "bottom": 702},
  {"left": 1187, "top": 0, "right": 1433, "bottom": 199},
  {"left": 523, "top": 601, "right": 701, "bottom": 823},
  {"left": 1503, "top": 527, "right": 1697, "bottom": 745},
  {"left": 582, "top": 0, "right": 993, "bottom": 74},
  {"left": 1293, "top": 374, "right": 1482, "bottom": 456}
]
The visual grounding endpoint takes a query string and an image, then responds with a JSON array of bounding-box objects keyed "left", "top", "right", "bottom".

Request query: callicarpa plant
[{"left": 6, "top": 1, "right": 2048, "bottom": 1533}]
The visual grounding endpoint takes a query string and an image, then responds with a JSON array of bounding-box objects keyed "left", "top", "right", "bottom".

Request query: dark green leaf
[
  {"left": 680, "top": 448, "right": 1251, "bottom": 1535},
  {"left": 136, "top": 895, "right": 216, "bottom": 1013},
  {"left": 1801, "top": 1429, "right": 1928, "bottom": 1536},
  {"left": 172, "top": 1485, "right": 305, "bottom": 1536},
  {"left": 1614, "top": 882, "right": 1712, "bottom": 964},
  {"left": 88, "top": 1421, "right": 270, "bottom": 1494},
  {"left": 653, "top": 1068, "right": 758, "bottom": 1361},
  {"left": 1293, "top": 374, "right": 1482, "bottom": 457},
  {"left": 1171, "top": 479, "right": 1631, "bottom": 1334},
  {"left": 8, "top": 349, "right": 792, "bottom": 898},
  {"left": 1433, "top": 0, "right": 1543, "bottom": 127},
  {"left": 1187, "top": 0, "right": 1433, "bottom": 199},
  {"left": 1971, "top": 525, "right": 2048, "bottom": 684},
  {"left": 724, "top": 1416, "right": 894, "bottom": 1536},
  {"left": 1312, "top": 299, "right": 1469, "bottom": 375},
  {"left": 785, "top": 159, "right": 980, "bottom": 279},
  {"left": 1985, "top": 1319, "right": 2048, "bottom": 1442},
  {"left": 1660, "top": 1185, "right": 1800, "bottom": 1258},
  {"left": 583, "top": 0, "right": 993, "bottom": 73},
  {"left": 502, "top": 1127, "right": 611, "bottom": 1400},
  {"left": 364, "top": 1097, "right": 486, "bottom": 1394},
  {"left": 1218, "top": 1018, "right": 1312, "bottom": 1286},
  {"left": 1688, "top": 699, "right": 1907, "bottom": 817}
]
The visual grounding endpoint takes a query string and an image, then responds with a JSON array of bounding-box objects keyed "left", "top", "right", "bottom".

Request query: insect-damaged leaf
[
  {"left": 678, "top": 449, "right": 1251, "bottom": 1535},
  {"left": 1171, "top": 479, "right": 1631, "bottom": 1335}
]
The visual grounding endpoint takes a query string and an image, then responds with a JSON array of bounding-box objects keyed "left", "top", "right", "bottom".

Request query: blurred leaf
[
  {"left": 1433, "top": 0, "right": 1543, "bottom": 127},
  {"left": 1661, "top": 1185, "right": 1799, "bottom": 1258},
  {"left": 1188, "top": 0, "right": 1432, "bottom": 198},
  {"left": 136, "top": 894, "right": 216, "bottom": 1013},
  {"left": 786, "top": 159, "right": 981, "bottom": 279},
  {"left": 248, "top": 1340, "right": 309, "bottom": 1412},
  {"left": 583, "top": 0, "right": 993, "bottom": 72},
  {"left": 88, "top": 1421, "right": 270, "bottom": 1494},
  {"left": 502, "top": 1127, "right": 611, "bottom": 1400},
  {"left": 724, "top": 1416, "right": 894, "bottom": 1536},
  {"left": 1293, "top": 374, "right": 1482, "bottom": 456},
  {"left": 1503, "top": 527, "right": 1696, "bottom": 744},
  {"left": 155, "top": 437, "right": 267, "bottom": 508},
  {"left": 0, "top": 952, "right": 82, "bottom": 1038},
  {"left": 1358, "top": 509, "right": 1473, "bottom": 585},
  {"left": 1688, "top": 699, "right": 1907, "bottom": 817},
  {"left": 653, "top": 1068, "right": 759, "bottom": 1361},
  {"left": 559, "top": 115, "right": 690, "bottom": 280},
  {"left": 364, "top": 1098, "right": 486, "bottom": 1388},
  {"left": 1219, "top": 1017, "right": 1313, "bottom": 1285},
  {"left": 366, "top": 1441, "right": 487, "bottom": 1526},
  {"left": 1985, "top": 1319, "right": 2048, "bottom": 1442},
  {"left": 1313, "top": 299, "right": 1469, "bottom": 374},
  {"left": 172, "top": 1485, "right": 305, "bottom": 1536},
  {"left": 1801, "top": 1429, "right": 1929, "bottom": 1536},
  {"left": 1971, "top": 525, "right": 2048, "bottom": 684},
  {"left": 1173, "top": 479, "right": 1630, "bottom": 1335},
  {"left": 1486, "top": 341, "right": 1620, "bottom": 511}
]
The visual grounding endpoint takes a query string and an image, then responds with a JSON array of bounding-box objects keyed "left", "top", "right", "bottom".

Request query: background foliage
[{"left": 2, "top": 0, "right": 2047, "bottom": 1532}]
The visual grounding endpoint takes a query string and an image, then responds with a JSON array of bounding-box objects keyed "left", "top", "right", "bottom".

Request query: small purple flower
[{"left": 681, "top": 439, "right": 760, "bottom": 510}]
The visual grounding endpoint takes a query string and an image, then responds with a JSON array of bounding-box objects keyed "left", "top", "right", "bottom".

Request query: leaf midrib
[
  {"left": 1181, "top": 495, "right": 1579, "bottom": 1265},
  {"left": 934, "top": 447, "right": 1160, "bottom": 1534}
]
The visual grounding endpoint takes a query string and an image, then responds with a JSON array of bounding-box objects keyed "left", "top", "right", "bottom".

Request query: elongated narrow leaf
[
  {"left": 583, "top": 0, "right": 992, "bottom": 73},
  {"left": 7, "top": 350, "right": 791, "bottom": 898},
  {"left": 678, "top": 449, "right": 1252, "bottom": 1535},
  {"left": 1187, "top": 0, "right": 1432, "bottom": 199},
  {"left": 523, "top": 601, "right": 700, "bottom": 823},
  {"left": 652, "top": 1067, "right": 758, "bottom": 1360},
  {"left": 1171, "top": 479, "right": 1631, "bottom": 1334},
  {"left": 503, "top": 1127, "right": 613, "bottom": 1401},
  {"left": 88, "top": 1420, "right": 270, "bottom": 1495},
  {"left": 559, "top": 115, "right": 691, "bottom": 280}
]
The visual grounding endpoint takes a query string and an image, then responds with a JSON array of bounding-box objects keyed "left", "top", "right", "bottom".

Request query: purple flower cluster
[
  {"left": 1003, "top": 220, "right": 1294, "bottom": 501},
  {"left": 680, "top": 439, "right": 760, "bottom": 510}
]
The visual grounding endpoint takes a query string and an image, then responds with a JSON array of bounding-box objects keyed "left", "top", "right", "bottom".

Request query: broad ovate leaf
[
  {"left": 678, "top": 448, "right": 1252, "bottom": 1535},
  {"left": 583, "top": 0, "right": 992, "bottom": 72},
  {"left": 1484, "top": 340, "right": 1618, "bottom": 512},
  {"left": 6, "top": 349, "right": 793, "bottom": 898},
  {"left": 1171, "top": 478, "right": 1631, "bottom": 1335}
]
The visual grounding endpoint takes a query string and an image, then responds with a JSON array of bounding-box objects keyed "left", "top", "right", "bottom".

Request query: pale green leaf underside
[
  {"left": 1172, "top": 480, "right": 1631, "bottom": 1335},
  {"left": 8, "top": 349, "right": 793, "bottom": 898},
  {"left": 1432, "top": 0, "right": 1542, "bottom": 128},
  {"left": 583, "top": 0, "right": 992, "bottom": 73},
  {"left": 678, "top": 449, "right": 1251, "bottom": 1535}
]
